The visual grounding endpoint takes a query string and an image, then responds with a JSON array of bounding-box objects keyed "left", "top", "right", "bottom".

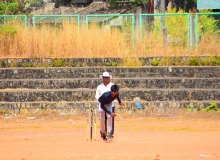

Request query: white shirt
[{"left": 95, "top": 82, "right": 114, "bottom": 111}]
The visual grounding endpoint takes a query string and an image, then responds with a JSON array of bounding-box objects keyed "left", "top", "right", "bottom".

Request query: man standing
[{"left": 95, "top": 71, "right": 115, "bottom": 139}]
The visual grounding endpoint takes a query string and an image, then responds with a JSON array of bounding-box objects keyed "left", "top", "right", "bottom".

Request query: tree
[
  {"left": 0, "top": 0, "right": 25, "bottom": 15},
  {"left": 155, "top": 0, "right": 197, "bottom": 13}
]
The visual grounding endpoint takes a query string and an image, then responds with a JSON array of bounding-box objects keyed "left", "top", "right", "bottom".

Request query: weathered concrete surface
[
  {"left": 1, "top": 78, "right": 220, "bottom": 89},
  {"left": 1, "top": 88, "right": 220, "bottom": 101},
  {"left": 0, "top": 66, "right": 220, "bottom": 112},
  {"left": 1, "top": 66, "right": 220, "bottom": 79},
  {"left": 1, "top": 101, "right": 219, "bottom": 115}
]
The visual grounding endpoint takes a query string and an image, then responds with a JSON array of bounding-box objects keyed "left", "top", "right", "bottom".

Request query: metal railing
[
  {"left": 0, "top": 15, "right": 27, "bottom": 28},
  {"left": 32, "top": 14, "right": 80, "bottom": 27},
  {"left": 195, "top": 12, "right": 220, "bottom": 48},
  {"left": 139, "top": 13, "right": 190, "bottom": 48},
  {"left": 0, "top": 13, "right": 220, "bottom": 49},
  {"left": 86, "top": 14, "right": 135, "bottom": 46}
]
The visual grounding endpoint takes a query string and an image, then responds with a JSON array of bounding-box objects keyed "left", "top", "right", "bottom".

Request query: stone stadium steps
[
  {"left": 1, "top": 100, "right": 220, "bottom": 115},
  {"left": 0, "top": 66, "right": 220, "bottom": 114},
  {"left": 1, "top": 88, "right": 220, "bottom": 102},
  {"left": 0, "top": 78, "right": 220, "bottom": 89},
  {"left": 1, "top": 66, "right": 220, "bottom": 79}
]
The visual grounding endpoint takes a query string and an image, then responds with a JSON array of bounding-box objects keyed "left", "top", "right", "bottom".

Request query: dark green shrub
[
  {"left": 210, "top": 56, "right": 220, "bottom": 66},
  {"left": 186, "top": 57, "right": 200, "bottom": 66}
]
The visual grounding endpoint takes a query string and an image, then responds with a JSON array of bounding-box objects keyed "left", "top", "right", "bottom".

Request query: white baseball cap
[{"left": 100, "top": 71, "right": 112, "bottom": 79}]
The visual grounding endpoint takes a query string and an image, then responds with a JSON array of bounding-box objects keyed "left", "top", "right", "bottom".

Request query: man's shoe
[
  {"left": 101, "top": 132, "right": 107, "bottom": 141},
  {"left": 100, "top": 130, "right": 103, "bottom": 138},
  {"left": 102, "top": 135, "right": 107, "bottom": 141},
  {"left": 107, "top": 132, "right": 113, "bottom": 140}
]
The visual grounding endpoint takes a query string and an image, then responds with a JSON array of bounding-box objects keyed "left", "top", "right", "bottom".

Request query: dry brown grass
[{"left": 0, "top": 22, "right": 220, "bottom": 58}]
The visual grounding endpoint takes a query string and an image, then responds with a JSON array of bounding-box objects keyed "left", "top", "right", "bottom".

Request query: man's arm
[
  {"left": 95, "top": 86, "right": 101, "bottom": 100},
  {"left": 117, "top": 95, "right": 125, "bottom": 106},
  {"left": 100, "top": 103, "right": 111, "bottom": 115},
  {"left": 116, "top": 94, "right": 122, "bottom": 104}
]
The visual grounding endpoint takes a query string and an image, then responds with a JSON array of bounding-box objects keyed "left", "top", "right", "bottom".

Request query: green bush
[
  {"left": 104, "top": 61, "right": 118, "bottom": 66},
  {"left": 152, "top": 8, "right": 188, "bottom": 47},
  {"left": 150, "top": 58, "right": 160, "bottom": 66},
  {"left": 122, "top": 57, "right": 143, "bottom": 66},
  {"left": 200, "top": 57, "right": 210, "bottom": 66},
  {"left": 52, "top": 58, "right": 64, "bottom": 67},
  {"left": 186, "top": 102, "right": 220, "bottom": 112},
  {"left": 130, "top": 0, "right": 148, "bottom": 6},
  {"left": 0, "top": 2, "right": 6, "bottom": 15},
  {"left": 0, "top": 25, "right": 17, "bottom": 36},
  {"left": 210, "top": 56, "right": 220, "bottom": 66},
  {"left": 186, "top": 57, "right": 200, "bottom": 66},
  {"left": 200, "top": 102, "right": 220, "bottom": 112},
  {"left": 198, "top": 10, "right": 220, "bottom": 34},
  {"left": 22, "top": 62, "right": 34, "bottom": 67},
  {"left": 109, "top": 0, "right": 119, "bottom": 8}
]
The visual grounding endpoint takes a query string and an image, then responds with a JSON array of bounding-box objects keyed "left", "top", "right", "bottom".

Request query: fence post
[
  {"left": 163, "top": 28, "right": 167, "bottom": 49},
  {"left": 160, "top": 0, "right": 165, "bottom": 30},
  {"left": 189, "top": 14, "right": 195, "bottom": 49}
]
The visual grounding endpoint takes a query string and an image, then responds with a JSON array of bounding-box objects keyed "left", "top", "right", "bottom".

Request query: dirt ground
[{"left": 1, "top": 110, "right": 220, "bottom": 160}]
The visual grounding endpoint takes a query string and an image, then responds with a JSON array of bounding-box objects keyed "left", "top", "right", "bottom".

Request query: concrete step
[
  {"left": 1, "top": 65, "right": 220, "bottom": 113},
  {"left": 1, "top": 78, "right": 220, "bottom": 89},
  {"left": 1, "top": 88, "right": 220, "bottom": 102},
  {"left": 1, "top": 101, "right": 219, "bottom": 114},
  {"left": 1, "top": 66, "right": 220, "bottom": 79}
]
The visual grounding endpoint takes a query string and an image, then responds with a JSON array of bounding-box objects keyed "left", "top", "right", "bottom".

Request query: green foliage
[
  {"left": 8, "top": 60, "right": 18, "bottom": 67},
  {"left": 1, "top": 56, "right": 220, "bottom": 67},
  {"left": 166, "top": 8, "right": 187, "bottom": 44},
  {"left": 200, "top": 57, "right": 210, "bottom": 66},
  {"left": 22, "top": 62, "right": 34, "bottom": 67},
  {"left": 171, "top": 57, "right": 185, "bottom": 66},
  {"left": 52, "top": 58, "right": 64, "bottom": 67},
  {"left": 186, "top": 102, "right": 220, "bottom": 112},
  {"left": 122, "top": 57, "right": 143, "bottom": 66},
  {"left": 6, "top": 2, "right": 18, "bottom": 14},
  {"left": 200, "top": 102, "right": 220, "bottom": 112},
  {"left": 198, "top": 10, "right": 220, "bottom": 34},
  {"left": 104, "top": 61, "right": 118, "bottom": 66},
  {"left": 0, "top": 0, "right": 28, "bottom": 14},
  {"left": 130, "top": 0, "right": 148, "bottom": 5},
  {"left": 186, "top": 103, "right": 198, "bottom": 111},
  {"left": 186, "top": 57, "right": 200, "bottom": 66},
  {"left": 0, "top": 2, "right": 6, "bottom": 14},
  {"left": 159, "top": 57, "right": 171, "bottom": 66},
  {"left": 0, "top": 25, "right": 17, "bottom": 36},
  {"left": 151, "top": 8, "right": 188, "bottom": 47},
  {"left": 109, "top": 0, "right": 119, "bottom": 8},
  {"left": 209, "top": 56, "right": 220, "bottom": 66},
  {"left": 151, "top": 8, "right": 219, "bottom": 48},
  {"left": 0, "top": 1, "right": 20, "bottom": 15},
  {"left": 150, "top": 58, "right": 160, "bottom": 66}
]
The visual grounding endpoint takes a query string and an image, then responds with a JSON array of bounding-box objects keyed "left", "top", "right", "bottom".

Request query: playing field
[{"left": 1, "top": 111, "right": 220, "bottom": 160}]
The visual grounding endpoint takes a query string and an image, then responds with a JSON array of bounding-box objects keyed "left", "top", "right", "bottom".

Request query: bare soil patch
[{"left": 1, "top": 110, "right": 220, "bottom": 160}]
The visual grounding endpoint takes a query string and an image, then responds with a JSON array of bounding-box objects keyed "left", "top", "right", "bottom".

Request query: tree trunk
[{"left": 148, "top": 0, "right": 154, "bottom": 13}]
